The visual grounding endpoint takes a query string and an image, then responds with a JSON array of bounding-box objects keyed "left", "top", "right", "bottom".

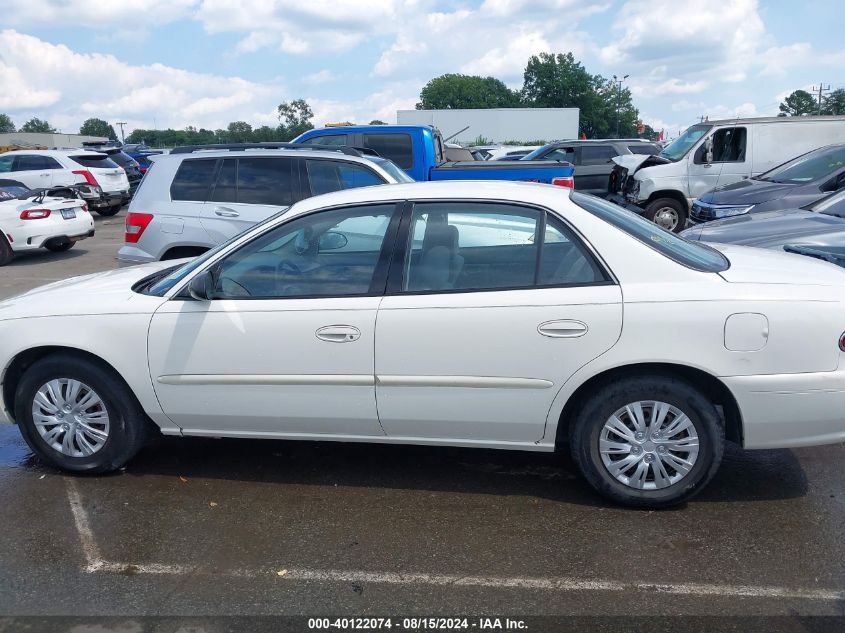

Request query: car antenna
[{"left": 442, "top": 126, "right": 470, "bottom": 144}]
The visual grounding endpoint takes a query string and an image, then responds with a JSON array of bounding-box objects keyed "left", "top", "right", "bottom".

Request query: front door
[
  {"left": 11, "top": 154, "right": 57, "bottom": 188},
  {"left": 200, "top": 156, "right": 297, "bottom": 244},
  {"left": 148, "top": 202, "right": 400, "bottom": 437},
  {"left": 688, "top": 126, "right": 750, "bottom": 199},
  {"left": 375, "top": 201, "right": 623, "bottom": 444}
]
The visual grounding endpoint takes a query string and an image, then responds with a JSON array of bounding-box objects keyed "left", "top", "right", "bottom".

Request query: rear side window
[
  {"left": 70, "top": 154, "right": 119, "bottom": 169},
  {"left": 628, "top": 144, "right": 660, "bottom": 155},
  {"left": 170, "top": 158, "right": 217, "bottom": 201},
  {"left": 571, "top": 192, "right": 729, "bottom": 272},
  {"left": 580, "top": 145, "right": 617, "bottom": 165},
  {"left": 16, "top": 155, "right": 64, "bottom": 170},
  {"left": 300, "top": 134, "right": 348, "bottom": 147},
  {"left": 362, "top": 134, "right": 413, "bottom": 170},
  {"left": 305, "top": 159, "right": 383, "bottom": 195},
  {"left": 237, "top": 157, "right": 294, "bottom": 206}
]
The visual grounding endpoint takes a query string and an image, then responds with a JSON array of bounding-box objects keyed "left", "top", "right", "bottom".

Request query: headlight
[{"left": 711, "top": 204, "right": 754, "bottom": 218}]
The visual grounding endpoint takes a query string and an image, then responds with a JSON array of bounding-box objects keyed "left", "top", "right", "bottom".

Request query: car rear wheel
[
  {"left": 570, "top": 375, "right": 724, "bottom": 508},
  {"left": 644, "top": 198, "right": 686, "bottom": 232},
  {"left": 0, "top": 234, "right": 13, "bottom": 266},
  {"left": 96, "top": 204, "right": 122, "bottom": 217},
  {"left": 45, "top": 241, "right": 75, "bottom": 253},
  {"left": 15, "top": 355, "right": 150, "bottom": 473}
]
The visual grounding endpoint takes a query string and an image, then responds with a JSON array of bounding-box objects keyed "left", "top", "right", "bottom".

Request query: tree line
[{"left": 779, "top": 89, "right": 845, "bottom": 116}]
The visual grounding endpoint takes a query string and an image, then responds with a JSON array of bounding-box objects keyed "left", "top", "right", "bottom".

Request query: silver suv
[{"left": 117, "top": 143, "right": 412, "bottom": 263}]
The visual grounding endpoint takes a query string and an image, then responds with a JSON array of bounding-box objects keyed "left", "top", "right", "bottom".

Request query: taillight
[
  {"left": 81, "top": 203, "right": 89, "bottom": 213},
  {"left": 551, "top": 176, "right": 575, "bottom": 188},
  {"left": 72, "top": 170, "right": 99, "bottom": 186},
  {"left": 20, "top": 209, "right": 51, "bottom": 220},
  {"left": 839, "top": 332, "right": 845, "bottom": 352},
  {"left": 125, "top": 212, "right": 154, "bottom": 243}
]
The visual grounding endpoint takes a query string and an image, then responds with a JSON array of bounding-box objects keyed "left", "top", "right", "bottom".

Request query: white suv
[
  {"left": 0, "top": 150, "right": 130, "bottom": 216},
  {"left": 117, "top": 143, "right": 412, "bottom": 263}
]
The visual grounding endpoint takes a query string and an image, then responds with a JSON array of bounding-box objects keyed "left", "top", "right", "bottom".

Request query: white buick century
[{"left": 2, "top": 181, "right": 845, "bottom": 507}]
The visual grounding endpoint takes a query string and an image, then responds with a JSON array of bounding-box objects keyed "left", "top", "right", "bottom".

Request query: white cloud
[
  {"left": 0, "top": 30, "right": 283, "bottom": 134},
  {"left": 2, "top": 0, "right": 199, "bottom": 28},
  {"left": 303, "top": 70, "right": 337, "bottom": 85}
]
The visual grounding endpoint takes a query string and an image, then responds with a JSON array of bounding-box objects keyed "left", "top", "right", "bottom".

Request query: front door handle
[
  {"left": 538, "top": 320, "right": 588, "bottom": 338},
  {"left": 316, "top": 325, "right": 361, "bottom": 343},
  {"left": 214, "top": 207, "right": 240, "bottom": 218}
]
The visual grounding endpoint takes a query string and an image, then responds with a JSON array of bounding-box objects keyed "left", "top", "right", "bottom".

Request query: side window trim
[{"left": 384, "top": 199, "right": 614, "bottom": 296}]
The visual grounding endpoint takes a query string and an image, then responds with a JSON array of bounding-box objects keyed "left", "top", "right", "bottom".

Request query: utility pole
[
  {"left": 613, "top": 74, "right": 629, "bottom": 138},
  {"left": 812, "top": 83, "right": 830, "bottom": 114},
  {"left": 115, "top": 121, "right": 127, "bottom": 143}
]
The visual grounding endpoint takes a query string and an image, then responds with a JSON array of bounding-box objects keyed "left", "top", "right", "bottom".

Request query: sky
[{"left": 0, "top": 0, "right": 842, "bottom": 139}]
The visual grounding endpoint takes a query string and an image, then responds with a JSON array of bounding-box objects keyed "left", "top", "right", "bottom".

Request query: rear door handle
[
  {"left": 316, "top": 325, "right": 361, "bottom": 343},
  {"left": 538, "top": 320, "right": 588, "bottom": 338},
  {"left": 214, "top": 207, "right": 240, "bottom": 218}
]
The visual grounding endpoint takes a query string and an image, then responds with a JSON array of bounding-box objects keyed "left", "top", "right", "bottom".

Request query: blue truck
[{"left": 293, "top": 125, "right": 574, "bottom": 186}]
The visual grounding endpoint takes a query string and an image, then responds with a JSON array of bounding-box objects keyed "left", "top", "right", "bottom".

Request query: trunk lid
[{"left": 713, "top": 243, "right": 845, "bottom": 285}]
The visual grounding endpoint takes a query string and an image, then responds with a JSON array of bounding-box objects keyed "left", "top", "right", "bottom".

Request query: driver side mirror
[
  {"left": 187, "top": 270, "right": 215, "bottom": 301},
  {"left": 318, "top": 231, "right": 348, "bottom": 251},
  {"left": 704, "top": 135, "right": 714, "bottom": 164}
]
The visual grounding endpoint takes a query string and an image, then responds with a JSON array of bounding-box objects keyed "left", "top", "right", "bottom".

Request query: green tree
[
  {"left": 277, "top": 99, "right": 314, "bottom": 140},
  {"left": 521, "top": 52, "right": 639, "bottom": 138},
  {"left": 20, "top": 117, "right": 57, "bottom": 133},
  {"left": 417, "top": 74, "right": 521, "bottom": 109},
  {"left": 369, "top": 119, "right": 387, "bottom": 125},
  {"left": 226, "top": 120, "right": 253, "bottom": 143},
  {"left": 79, "top": 117, "right": 118, "bottom": 140},
  {"left": 0, "top": 113, "right": 15, "bottom": 133},
  {"left": 779, "top": 89, "right": 817, "bottom": 116},
  {"left": 823, "top": 88, "right": 845, "bottom": 116}
]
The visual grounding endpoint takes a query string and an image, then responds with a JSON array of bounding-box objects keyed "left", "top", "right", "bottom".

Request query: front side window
[
  {"left": 210, "top": 158, "right": 236, "bottom": 203},
  {"left": 0, "top": 156, "right": 13, "bottom": 172},
  {"left": 300, "top": 134, "right": 348, "bottom": 147},
  {"left": 758, "top": 145, "right": 845, "bottom": 184},
  {"left": 362, "top": 133, "right": 413, "bottom": 170},
  {"left": 696, "top": 127, "right": 747, "bottom": 163},
  {"left": 170, "top": 158, "right": 217, "bottom": 201},
  {"left": 403, "top": 202, "right": 605, "bottom": 293},
  {"left": 571, "top": 191, "right": 729, "bottom": 272},
  {"left": 235, "top": 157, "right": 294, "bottom": 206},
  {"left": 580, "top": 145, "right": 617, "bottom": 165},
  {"left": 305, "top": 159, "right": 383, "bottom": 196},
  {"left": 209, "top": 204, "right": 395, "bottom": 298}
]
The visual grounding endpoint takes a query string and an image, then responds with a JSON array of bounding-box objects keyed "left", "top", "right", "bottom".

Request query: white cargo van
[{"left": 609, "top": 116, "right": 845, "bottom": 231}]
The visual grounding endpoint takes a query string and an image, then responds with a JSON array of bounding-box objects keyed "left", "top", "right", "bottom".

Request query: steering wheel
[{"left": 276, "top": 259, "right": 306, "bottom": 296}]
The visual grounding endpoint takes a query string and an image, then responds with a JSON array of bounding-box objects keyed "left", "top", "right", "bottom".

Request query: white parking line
[{"left": 64, "top": 479, "right": 845, "bottom": 602}]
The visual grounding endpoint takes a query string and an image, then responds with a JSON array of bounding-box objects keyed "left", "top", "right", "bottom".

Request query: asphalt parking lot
[{"left": 1, "top": 213, "right": 845, "bottom": 622}]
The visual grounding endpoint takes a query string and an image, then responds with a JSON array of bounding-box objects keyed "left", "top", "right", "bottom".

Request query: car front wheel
[
  {"left": 15, "top": 355, "right": 149, "bottom": 473},
  {"left": 644, "top": 198, "right": 686, "bottom": 232},
  {"left": 570, "top": 375, "right": 724, "bottom": 508}
]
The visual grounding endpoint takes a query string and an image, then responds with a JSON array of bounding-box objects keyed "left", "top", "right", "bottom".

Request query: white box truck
[{"left": 609, "top": 116, "right": 845, "bottom": 231}]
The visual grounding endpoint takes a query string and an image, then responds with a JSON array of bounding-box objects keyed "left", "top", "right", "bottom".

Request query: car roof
[
  {"left": 0, "top": 149, "right": 108, "bottom": 157},
  {"left": 160, "top": 147, "right": 383, "bottom": 166},
  {"left": 287, "top": 180, "right": 571, "bottom": 218}
]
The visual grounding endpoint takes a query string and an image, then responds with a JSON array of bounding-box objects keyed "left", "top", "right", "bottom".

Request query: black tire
[
  {"left": 0, "top": 233, "right": 13, "bottom": 266},
  {"left": 95, "top": 204, "right": 121, "bottom": 217},
  {"left": 570, "top": 375, "right": 724, "bottom": 508},
  {"left": 644, "top": 197, "right": 686, "bottom": 233},
  {"left": 45, "top": 241, "right": 75, "bottom": 253},
  {"left": 14, "top": 355, "right": 149, "bottom": 473}
]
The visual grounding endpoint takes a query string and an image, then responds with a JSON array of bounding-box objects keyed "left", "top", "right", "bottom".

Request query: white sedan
[
  {"left": 2, "top": 181, "right": 845, "bottom": 507},
  {"left": 0, "top": 180, "right": 94, "bottom": 265}
]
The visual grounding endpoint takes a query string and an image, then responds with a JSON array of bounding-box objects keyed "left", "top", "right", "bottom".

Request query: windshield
[
  {"left": 810, "top": 188, "right": 845, "bottom": 217},
  {"left": 659, "top": 124, "right": 712, "bottom": 162},
  {"left": 756, "top": 145, "right": 845, "bottom": 184},
  {"left": 369, "top": 157, "right": 414, "bottom": 183},
  {"left": 522, "top": 144, "right": 553, "bottom": 160},
  {"left": 70, "top": 154, "right": 120, "bottom": 169},
  {"left": 571, "top": 191, "right": 729, "bottom": 272},
  {"left": 0, "top": 184, "right": 29, "bottom": 199}
]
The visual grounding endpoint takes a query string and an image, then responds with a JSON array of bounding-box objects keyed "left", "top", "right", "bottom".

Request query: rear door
[
  {"left": 575, "top": 145, "right": 618, "bottom": 195},
  {"left": 374, "top": 200, "right": 623, "bottom": 444},
  {"left": 10, "top": 154, "right": 60, "bottom": 188},
  {"left": 200, "top": 156, "right": 299, "bottom": 244}
]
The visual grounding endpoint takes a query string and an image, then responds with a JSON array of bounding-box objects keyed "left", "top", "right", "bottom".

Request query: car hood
[
  {"left": 712, "top": 243, "right": 845, "bottom": 285},
  {"left": 0, "top": 260, "right": 181, "bottom": 321},
  {"left": 697, "top": 178, "right": 798, "bottom": 205},
  {"left": 611, "top": 154, "right": 672, "bottom": 173},
  {"left": 683, "top": 209, "right": 845, "bottom": 248}
]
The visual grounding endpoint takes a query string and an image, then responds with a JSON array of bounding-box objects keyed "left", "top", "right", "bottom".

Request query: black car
[
  {"left": 689, "top": 143, "right": 845, "bottom": 224},
  {"left": 81, "top": 145, "right": 144, "bottom": 199},
  {"left": 521, "top": 139, "right": 661, "bottom": 196},
  {"left": 681, "top": 187, "right": 845, "bottom": 255}
]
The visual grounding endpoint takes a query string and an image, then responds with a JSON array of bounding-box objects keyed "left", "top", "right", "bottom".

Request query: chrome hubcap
[
  {"left": 653, "top": 207, "right": 679, "bottom": 231},
  {"left": 32, "top": 379, "right": 110, "bottom": 457},
  {"left": 599, "top": 400, "right": 699, "bottom": 490}
]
